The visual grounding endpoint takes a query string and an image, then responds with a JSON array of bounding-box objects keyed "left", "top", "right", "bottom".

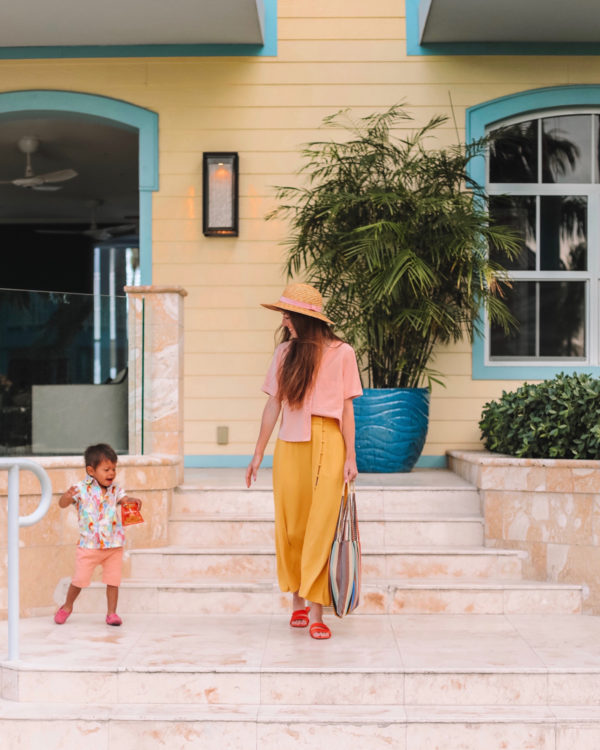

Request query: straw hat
[{"left": 261, "top": 283, "right": 334, "bottom": 325}]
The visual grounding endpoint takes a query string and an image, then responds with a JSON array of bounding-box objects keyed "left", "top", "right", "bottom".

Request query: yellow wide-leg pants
[{"left": 272, "top": 416, "right": 345, "bottom": 606}]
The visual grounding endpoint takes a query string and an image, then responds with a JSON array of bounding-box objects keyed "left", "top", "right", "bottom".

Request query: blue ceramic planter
[{"left": 354, "top": 387, "right": 430, "bottom": 473}]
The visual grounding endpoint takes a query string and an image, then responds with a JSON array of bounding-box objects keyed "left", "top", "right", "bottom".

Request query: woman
[{"left": 245, "top": 282, "right": 362, "bottom": 640}]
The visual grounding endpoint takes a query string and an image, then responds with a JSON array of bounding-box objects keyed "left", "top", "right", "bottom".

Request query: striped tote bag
[{"left": 329, "top": 481, "right": 361, "bottom": 618}]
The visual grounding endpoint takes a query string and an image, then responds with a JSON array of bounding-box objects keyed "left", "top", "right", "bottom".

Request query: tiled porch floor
[{"left": 4, "top": 611, "right": 600, "bottom": 676}]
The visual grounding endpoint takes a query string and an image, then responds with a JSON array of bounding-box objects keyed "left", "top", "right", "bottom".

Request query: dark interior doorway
[{"left": 0, "top": 114, "right": 139, "bottom": 454}]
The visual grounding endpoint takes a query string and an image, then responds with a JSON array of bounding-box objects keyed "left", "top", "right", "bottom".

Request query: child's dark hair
[{"left": 84, "top": 443, "right": 118, "bottom": 469}]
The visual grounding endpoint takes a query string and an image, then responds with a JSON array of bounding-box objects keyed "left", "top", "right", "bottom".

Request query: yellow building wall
[{"left": 0, "top": 0, "right": 597, "bottom": 462}]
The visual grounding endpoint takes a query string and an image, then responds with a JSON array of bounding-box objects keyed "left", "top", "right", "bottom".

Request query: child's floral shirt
[{"left": 73, "top": 476, "right": 126, "bottom": 549}]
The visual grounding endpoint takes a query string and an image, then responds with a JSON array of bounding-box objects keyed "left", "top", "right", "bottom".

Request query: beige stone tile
[
  {"left": 556, "top": 725, "right": 600, "bottom": 749},
  {"left": 15, "top": 670, "right": 118, "bottom": 704},
  {"left": 503, "top": 588, "right": 581, "bottom": 615},
  {"left": 546, "top": 544, "right": 600, "bottom": 612},
  {"left": 75, "top": 583, "right": 158, "bottom": 615},
  {"left": 1, "top": 666, "right": 19, "bottom": 700},
  {"left": 117, "top": 670, "right": 260, "bottom": 705},
  {"left": 509, "top": 614, "right": 600, "bottom": 669},
  {"left": 156, "top": 588, "right": 278, "bottom": 615},
  {"left": 359, "top": 553, "right": 386, "bottom": 578},
  {"left": 503, "top": 493, "right": 593, "bottom": 545},
  {"left": 483, "top": 491, "right": 504, "bottom": 539},
  {"left": 20, "top": 545, "right": 77, "bottom": 616},
  {"left": 549, "top": 673, "right": 600, "bottom": 705},
  {"left": 260, "top": 672, "right": 403, "bottom": 706},
  {"left": 0, "top": 720, "right": 109, "bottom": 750},
  {"left": 525, "top": 468, "right": 548, "bottom": 492},
  {"left": 111, "top": 719, "right": 256, "bottom": 750},
  {"left": 148, "top": 430, "right": 182, "bottom": 454},
  {"left": 404, "top": 671, "right": 548, "bottom": 706},
  {"left": 258, "top": 720, "right": 406, "bottom": 749},
  {"left": 390, "top": 614, "right": 545, "bottom": 670},
  {"left": 390, "top": 588, "right": 504, "bottom": 615},
  {"left": 480, "top": 466, "right": 541, "bottom": 492},
  {"left": 169, "top": 519, "right": 274, "bottom": 548},
  {"left": 121, "top": 614, "right": 270, "bottom": 669},
  {"left": 405, "top": 721, "right": 553, "bottom": 750},
  {"left": 261, "top": 615, "right": 402, "bottom": 670},
  {"left": 134, "top": 549, "right": 277, "bottom": 581},
  {"left": 572, "top": 468, "right": 600, "bottom": 493},
  {"left": 357, "top": 591, "right": 388, "bottom": 613},
  {"left": 546, "top": 468, "right": 575, "bottom": 493}
]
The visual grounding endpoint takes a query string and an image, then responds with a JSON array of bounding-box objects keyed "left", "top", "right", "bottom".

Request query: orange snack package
[{"left": 121, "top": 501, "right": 144, "bottom": 526}]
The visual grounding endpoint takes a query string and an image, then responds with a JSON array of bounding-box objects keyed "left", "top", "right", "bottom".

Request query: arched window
[{"left": 467, "top": 87, "right": 600, "bottom": 378}]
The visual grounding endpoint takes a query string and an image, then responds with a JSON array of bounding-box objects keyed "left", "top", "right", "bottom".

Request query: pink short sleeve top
[{"left": 262, "top": 340, "right": 363, "bottom": 442}]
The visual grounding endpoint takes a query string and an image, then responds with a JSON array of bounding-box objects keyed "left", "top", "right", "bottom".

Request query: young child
[{"left": 54, "top": 443, "right": 142, "bottom": 626}]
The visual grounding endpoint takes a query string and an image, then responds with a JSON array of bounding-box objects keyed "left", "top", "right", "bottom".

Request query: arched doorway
[{"left": 0, "top": 91, "right": 158, "bottom": 455}]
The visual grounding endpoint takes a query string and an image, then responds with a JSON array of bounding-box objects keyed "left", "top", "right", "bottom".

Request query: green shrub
[{"left": 479, "top": 372, "right": 600, "bottom": 459}]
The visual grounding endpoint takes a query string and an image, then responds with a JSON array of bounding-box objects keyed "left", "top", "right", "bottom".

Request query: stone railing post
[{"left": 125, "top": 286, "right": 187, "bottom": 481}]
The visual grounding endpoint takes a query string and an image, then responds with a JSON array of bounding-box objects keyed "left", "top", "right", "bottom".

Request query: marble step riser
[
  {"left": 173, "top": 489, "right": 482, "bottom": 517},
  {"left": 3, "top": 667, "right": 596, "bottom": 707},
  {"left": 1, "top": 715, "right": 594, "bottom": 750},
  {"left": 129, "top": 551, "right": 524, "bottom": 581},
  {"left": 168, "top": 519, "right": 485, "bottom": 549},
  {"left": 64, "top": 583, "right": 582, "bottom": 616}
]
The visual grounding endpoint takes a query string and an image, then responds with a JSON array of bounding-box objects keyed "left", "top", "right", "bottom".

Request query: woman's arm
[
  {"left": 341, "top": 397, "right": 358, "bottom": 483},
  {"left": 245, "top": 395, "right": 282, "bottom": 487}
]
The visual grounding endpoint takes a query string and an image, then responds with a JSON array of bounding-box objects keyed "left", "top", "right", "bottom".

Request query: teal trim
[
  {"left": 0, "top": 90, "right": 158, "bottom": 284},
  {"left": 467, "top": 85, "right": 600, "bottom": 381},
  {"left": 184, "top": 454, "right": 446, "bottom": 469},
  {"left": 415, "top": 455, "right": 447, "bottom": 468},
  {"left": 0, "top": 0, "right": 276, "bottom": 59},
  {"left": 185, "top": 455, "right": 274, "bottom": 469},
  {"left": 139, "top": 191, "right": 153, "bottom": 285},
  {"left": 406, "top": 0, "right": 600, "bottom": 56}
]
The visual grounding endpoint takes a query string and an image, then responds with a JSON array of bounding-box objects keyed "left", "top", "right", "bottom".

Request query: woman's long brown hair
[{"left": 277, "top": 311, "right": 342, "bottom": 408}]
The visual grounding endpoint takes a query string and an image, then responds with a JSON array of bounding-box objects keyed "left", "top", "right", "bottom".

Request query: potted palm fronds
[{"left": 269, "top": 105, "right": 518, "bottom": 471}]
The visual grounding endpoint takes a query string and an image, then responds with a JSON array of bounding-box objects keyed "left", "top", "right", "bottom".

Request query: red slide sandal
[{"left": 289, "top": 607, "right": 311, "bottom": 628}]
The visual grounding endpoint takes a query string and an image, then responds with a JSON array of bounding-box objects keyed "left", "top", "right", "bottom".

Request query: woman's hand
[
  {"left": 245, "top": 395, "right": 281, "bottom": 488},
  {"left": 343, "top": 455, "right": 358, "bottom": 483},
  {"left": 245, "top": 453, "right": 263, "bottom": 488}
]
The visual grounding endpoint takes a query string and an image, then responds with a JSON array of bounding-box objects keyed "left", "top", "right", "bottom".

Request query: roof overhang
[
  {"left": 0, "top": 0, "right": 265, "bottom": 48},
  {"left": 419, "top": 0, "right": 600, "bottom": 44}
]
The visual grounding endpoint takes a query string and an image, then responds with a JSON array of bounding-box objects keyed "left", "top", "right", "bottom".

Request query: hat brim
[{"left": 261, "top": 301, "right": 334, "bottom": 326}]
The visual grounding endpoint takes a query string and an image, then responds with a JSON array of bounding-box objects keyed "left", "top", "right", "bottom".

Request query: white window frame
[{"left": 485, "top": 107, "right": 600, "bottom": 368}]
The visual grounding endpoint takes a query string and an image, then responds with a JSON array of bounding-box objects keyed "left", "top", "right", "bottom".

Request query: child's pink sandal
[
  {"left": 106, "top": 613, "right": 122, "bottom": 626},
  {"left": 54, "top": 607, "right": 71, "bottom": 625}
]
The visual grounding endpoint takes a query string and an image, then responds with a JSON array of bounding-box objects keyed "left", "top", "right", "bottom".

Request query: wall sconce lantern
[{"left": 203, "top": 152, "right": 239, "bottom": 237}]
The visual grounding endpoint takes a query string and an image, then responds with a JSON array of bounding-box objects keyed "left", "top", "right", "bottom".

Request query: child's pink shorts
[{"left": 72, "top": 547, "right": 123, "bottom": 588}]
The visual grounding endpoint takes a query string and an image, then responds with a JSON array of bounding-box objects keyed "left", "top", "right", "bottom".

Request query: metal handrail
[{"left": 0, "top": 458, "right": 53, "bottom": 661}]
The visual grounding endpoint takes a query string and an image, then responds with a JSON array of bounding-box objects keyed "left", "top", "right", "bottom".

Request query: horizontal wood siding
[{"left": 0, "top": 0, "right": 596, "bottom": 460}]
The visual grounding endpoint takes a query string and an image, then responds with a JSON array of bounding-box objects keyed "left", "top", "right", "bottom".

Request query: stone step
[
  {"left": 129, "top": 545, "right": 525, "bottom": 581},
  {"left": 173, "top": 486, "right": 482, "bottom": 517},
  {"left": 61, "top": 578, "right": 582, "bottom": 616},
  {"left": 5, "top": 698, "right": 600, "bottom": 750},
  {"left": 0, "top": 700, "right": 597, "bottom": 750},
  {"left": 167, "top": 514, "right": 485, "bottom": 548},
  {"left": 3, "top": 613, "right": 597, "bottom": 710}
]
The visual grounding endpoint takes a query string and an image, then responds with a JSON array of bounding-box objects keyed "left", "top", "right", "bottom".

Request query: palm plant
[{"left": 268, "top": 105, "right": 520, "bottom": 389}]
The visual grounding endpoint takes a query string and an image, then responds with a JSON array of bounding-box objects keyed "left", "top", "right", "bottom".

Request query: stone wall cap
[
  {"left": 448, "top": 449, "right": 600, "bottom": 469},
  {"left": 124, "top": 285, "right": 188, "bottom": 297},
  {"left": 5, "top": 454, "right": 182, "bottom": 470}
]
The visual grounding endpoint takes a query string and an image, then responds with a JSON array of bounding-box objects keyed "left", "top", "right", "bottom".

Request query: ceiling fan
[
  {"left": 37, "top": 199, "right": 138, "bottom": 242},
  {"left": 0, "top": 135, "right": 78, "bottom": 191}
]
